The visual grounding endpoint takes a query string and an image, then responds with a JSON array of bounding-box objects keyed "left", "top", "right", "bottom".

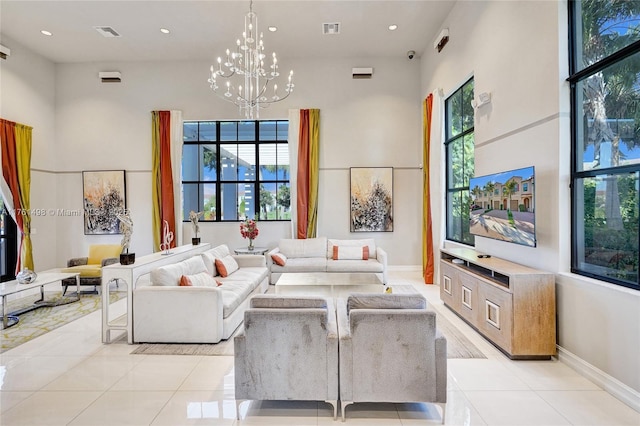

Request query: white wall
[
  {"left": 47, "top": 55, "right": 422, "bottom": 266},
  {"left": 0, "top": 35, "right": 58, "bottom": 271},
  {"left": 421, "top": 0, "right": 640, "bottom": 402}
]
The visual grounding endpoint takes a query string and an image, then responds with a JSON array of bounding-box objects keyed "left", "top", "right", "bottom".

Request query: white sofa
[
  {"left": 133, "top": 244, "right": 269, "bottom": 344},
  {"left": 266, "top": 237, "right": 388, "bottom": 284}
]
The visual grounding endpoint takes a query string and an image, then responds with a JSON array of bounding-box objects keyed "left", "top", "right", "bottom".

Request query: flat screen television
[{"left": 469, "top": 166, "right": 536, "bottom": 247}]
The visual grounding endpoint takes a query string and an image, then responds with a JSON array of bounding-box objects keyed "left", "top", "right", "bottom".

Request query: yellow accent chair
[{"left": 61, "top": 244, "right": 122, "bottom": 295}]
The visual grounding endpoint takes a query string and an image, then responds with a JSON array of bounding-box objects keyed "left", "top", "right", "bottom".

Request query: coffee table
[
  {"left": 275, "top": 272, "right": 413, "bottom": 299},
  {"left": 0, "top": 271, "right": 80, "bottom": 329}
]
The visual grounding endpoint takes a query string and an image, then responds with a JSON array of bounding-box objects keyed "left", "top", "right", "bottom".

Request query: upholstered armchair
[
  {"left": 61, "top": 244, "right": 122, "bottom": 295},
  {"left": 337, "top": 293, "right": 447, "bottom": 423},
  {"left": 234, "top": 295, "right": 339, "bottom": 420}
]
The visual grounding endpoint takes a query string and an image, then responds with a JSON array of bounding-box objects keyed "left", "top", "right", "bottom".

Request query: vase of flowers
[{"left": 240, "top": 218, "right": 259, "bottom": 250}]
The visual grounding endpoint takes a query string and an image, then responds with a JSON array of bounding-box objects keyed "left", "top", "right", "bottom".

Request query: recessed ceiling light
[
  {"left": 268, "top": 26, "right": 277, "bottom": 32},
  {"left": 41, "top": 30, "right": 53, "bottom": 36},
  {"left": 160, "top": 28, "right": 170, "bottom": 34},
  {"left": 388, "top": 24, "right": 398, "bottom": 31}
]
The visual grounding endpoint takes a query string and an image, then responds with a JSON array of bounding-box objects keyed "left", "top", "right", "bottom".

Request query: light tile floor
[{"left": 1, "top": 271, "right": 639, "bottom": 425}]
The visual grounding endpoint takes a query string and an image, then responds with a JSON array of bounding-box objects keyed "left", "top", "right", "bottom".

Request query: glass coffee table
[{"left": 0, "top": 270, "right": 80, "bottom": 329}]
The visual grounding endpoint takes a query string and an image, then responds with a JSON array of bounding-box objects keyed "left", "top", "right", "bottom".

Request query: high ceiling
[{"left": 0, "top": 0, "right": 456, "bottom": 63}]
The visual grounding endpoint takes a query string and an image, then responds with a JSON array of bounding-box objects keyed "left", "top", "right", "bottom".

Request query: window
[
  {"left": 445, "top": 78, "right": 475, "bottom": 245},
  {"left": 569, "top": 1, "right": 640, "bottom": 290},
  {"left": 182, "top": 120, "right": 290, "bottom": 222}
]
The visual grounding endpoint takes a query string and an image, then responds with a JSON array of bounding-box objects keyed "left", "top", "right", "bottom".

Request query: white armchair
[
  {"left": 337, "top": 293, "right": 447, "bottom": 423},
  {"left": 234, "top": 295, "right": 339, "bottom": 419}
]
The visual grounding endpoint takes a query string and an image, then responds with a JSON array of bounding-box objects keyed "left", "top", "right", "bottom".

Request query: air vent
[
  {"left": 99, "top": 71, "right": 122, "bottom": 83},
  {"left": 94, "top": 26, "right": 121, "bottom": 38},
  {"left": 0, "top": 44, "right": 10, "bottom": 60},
  {"left": 352, "top": 67, "right": 373, "bottom": 79},
  {"left": 323, "top": 22, "right": 341, "bottom": 35}
]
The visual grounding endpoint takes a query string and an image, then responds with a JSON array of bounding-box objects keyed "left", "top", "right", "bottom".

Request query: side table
[{"left": 234, "top": 247, "right": 269, "bottom": 255}]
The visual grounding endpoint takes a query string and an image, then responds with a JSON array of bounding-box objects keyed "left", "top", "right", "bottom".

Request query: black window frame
[
  {"left": 182, "top": 120, "right": 290, "bottom": 222},
  {"left": 444, "top": 77, "right": 475, "bottom": 245},
  {"left": 0, "top": 199, "right": 17, "bottom": 282},
  {"left": 569, "top": 0, "right": 640, "bottom": 290}
]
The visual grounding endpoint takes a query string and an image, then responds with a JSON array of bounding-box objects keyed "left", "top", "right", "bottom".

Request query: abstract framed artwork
[
  {"left": 82, "top": 170, "right": 126, "bottom": 235},
  {"left": 350, "top": 167, "right": 393, "bottom": 232}
]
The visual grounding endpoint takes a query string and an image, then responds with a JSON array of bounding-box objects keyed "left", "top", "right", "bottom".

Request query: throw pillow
[
  {"left": 179, "top": 272, "right": 220, "bottom": 287},
  {"left": 332, "top": 245, "right": 369, "bottom": 260},
  {"left": 200, "top": 252, "right": 219, "bottom": 276},
  {"left": 271, "top": 253, "right": 287, "bottom": 266},
  {"left": 215, "top": 255, "right": 239, "bottom": 277}
]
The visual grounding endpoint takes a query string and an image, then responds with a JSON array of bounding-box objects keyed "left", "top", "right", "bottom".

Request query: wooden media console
[{"left": 440, "top": 247, "right": 556, "bottom": 359}]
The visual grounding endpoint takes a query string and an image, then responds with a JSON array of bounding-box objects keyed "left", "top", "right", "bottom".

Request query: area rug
[
  {"left": 1, "top": 291, "right": 126, "bottom": 353},
  {"left": 131, "top": 312, "right": 486, "bottom": 359}
]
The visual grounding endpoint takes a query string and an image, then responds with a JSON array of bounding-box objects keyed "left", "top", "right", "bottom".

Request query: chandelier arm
[
  {"left": 211, "top": 91, "right": 243, "bottom": 108},
  {"left": 259, "top": 90, "right": 293, "bottom": 106},
  {"left": 216, "top": 69, "right": 238, "bottom": 79}
]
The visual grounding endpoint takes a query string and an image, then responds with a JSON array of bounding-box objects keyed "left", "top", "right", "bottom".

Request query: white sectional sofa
[
  {"left": 133, "top": 244, "right": 269, "bottom": 344},
  {"left": 266, "top": 237, "right": 388, "bottom": 284}
]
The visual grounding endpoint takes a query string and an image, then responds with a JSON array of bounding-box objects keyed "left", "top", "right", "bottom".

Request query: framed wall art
[
  {"left": 350, "top": 167, "right": 393, "bottom": 232},
  {"left": 82, "top": 170, "right": 126, "bottom": 235}
]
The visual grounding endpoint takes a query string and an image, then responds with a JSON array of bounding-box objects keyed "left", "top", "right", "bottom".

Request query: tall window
[
  {"left": 182, "top": 120, "right": 290, "bottom": 222},
  {"left": 570, "top": 0, "right": 640, "bottom": 290},
  {"left": 445, "top": 78, "right": 475, "bottom": 245}
]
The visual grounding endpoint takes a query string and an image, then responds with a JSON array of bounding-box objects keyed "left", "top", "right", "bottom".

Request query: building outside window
[
  {"left": 569, "top": 0, "right": 640, "bottom": 290},
  {"left": 182, "top": 120, "right": 290, "bottom": 222},
  {"left": 445, "top": 78, "right": 475, "bottom": 245}
]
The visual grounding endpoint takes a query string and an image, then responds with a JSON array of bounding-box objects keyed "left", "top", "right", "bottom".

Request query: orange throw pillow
[
  {"left": 214, "top": 255, "right": 239, "bottom": 277},
  {"left": 333, "top": 246, "right": 369, "bottom": 260},
  {"left": 179, "top": 272, "right": 220, "bottom": 287},
  {"left": 271, "top": 253, "right": 287, "bottom": 266}
]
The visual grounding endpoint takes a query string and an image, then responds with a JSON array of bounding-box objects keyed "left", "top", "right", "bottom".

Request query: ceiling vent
[
  {"left": 434, "top": 28, "right": 449, "bottom": 53},
  {"left": 94, "top": 26, "right": 121, "bottom": 38},
  {"left": 352, "top": 67, "right": 373, "bottom": 79},
  {"left": 0, "top": 44, "right": 10, "bottom": 60},
  {"left": 99, "top": 71, "right": 122, "bottom": 83},
  {"left": 323, "top": 22, "right": 341, "bottom": 35}
]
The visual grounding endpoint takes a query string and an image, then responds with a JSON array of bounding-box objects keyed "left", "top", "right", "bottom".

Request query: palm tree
[
  {"left": 504, "top": 179, "right": 517, "bottom": 212},
  {"left": 484, "top": 182, "right": 495, "bottom": 210},
  {"left": 580, "top": 0, "right": 640, "bottom": 229},
  {"left": 471, "top": 185, "right": 482, "bottom": 211}
]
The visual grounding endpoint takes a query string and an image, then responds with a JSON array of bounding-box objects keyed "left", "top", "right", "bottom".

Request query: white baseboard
[{"left": 557, "top": 346, "right": 640, "bottom": 412}]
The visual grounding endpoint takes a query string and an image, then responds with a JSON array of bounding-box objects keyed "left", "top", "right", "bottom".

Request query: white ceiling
[{"left": 0, "top": 0, "right": 456, "bottom": 63}]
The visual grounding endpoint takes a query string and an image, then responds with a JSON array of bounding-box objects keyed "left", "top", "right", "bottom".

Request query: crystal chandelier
[{"left": 208, "top": 0, "right": 294, "bottom": 119}]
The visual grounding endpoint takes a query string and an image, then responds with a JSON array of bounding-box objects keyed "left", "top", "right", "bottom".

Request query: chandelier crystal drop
[{"left": 208, "top": 0, "right": 294, "bottom": 119}]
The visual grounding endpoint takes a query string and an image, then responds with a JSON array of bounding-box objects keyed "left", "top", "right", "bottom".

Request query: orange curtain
[
  {"left": 151, "top": 111, "right": 176, "bottom": 250},
  {"left": 1, "top": 118, "right": 33, "bottom": 273},
  {"left": 422, "top": 95, "right": 435, "bottom": 283},
  {"left": 296, "top": 110, "right": 311, "bottom": 239}
]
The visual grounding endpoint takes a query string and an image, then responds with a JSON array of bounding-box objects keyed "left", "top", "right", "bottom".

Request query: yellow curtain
[
  {"left": 151, "top": 111, "right": 176, "bottom": 251},
  {"left": 1, "top": 119, "right": 33, "bottom": 273},
  {"left": 15, "top": 124, "right": 33, "bottom": 270},
  {"left": 307, "top": 109, "right": 320, "bottom": 238},
  {"left": 422, "top": 95, "right": 435, "bottom": 284},
  {"left": 151, "top": 112, "right": 162, "bottom": 251}
]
